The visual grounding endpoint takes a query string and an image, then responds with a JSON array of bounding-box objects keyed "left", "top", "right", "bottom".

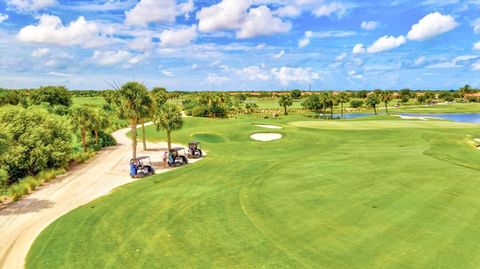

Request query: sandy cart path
[{"left": 0, "top": 125, "right": 196, "bottom": 269}]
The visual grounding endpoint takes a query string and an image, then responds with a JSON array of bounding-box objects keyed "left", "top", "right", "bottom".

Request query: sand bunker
[
  {"left": 250, "top": 133, "right": 282, "bottom": 141},
  {"left": 255, "top": 124, "right": 282, "bottom": 129}
]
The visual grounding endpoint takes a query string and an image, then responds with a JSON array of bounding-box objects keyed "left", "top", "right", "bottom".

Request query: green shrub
[
  {"left": 0, "top": 169, "right": 8, "bottom": 192},
  {"left": 350, "top": 99, "right": 364, "bottom": 108},
  {"left": 9, "top": 182, "right": 29, "bottom": 201},
  {"left": 192, "top": 106, "right": 210, "bottom": 117},
  {"left": 25, "top": 177, "right": 40, "bottom": 191},
  {"left": 38, "top": 170, "right": 57, "bottom": 182},
  {"left": 73, "top": 150, "right": 96, "bottom": 163}
]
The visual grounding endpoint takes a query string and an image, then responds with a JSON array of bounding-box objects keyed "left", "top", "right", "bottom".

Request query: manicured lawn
[
  {"left": 389, "top": 102, "right": 480, "bottom": 114},
  {"left": 27, "top": 116, "right": 480, "bottom": 268},
  {"left": 72, "top": 96, "right": 106, "bottom": 106}
]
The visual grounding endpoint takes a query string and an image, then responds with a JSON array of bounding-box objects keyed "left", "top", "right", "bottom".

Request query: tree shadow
[{"left": 0, "top": 198, "right": 54, "bottom": 216}]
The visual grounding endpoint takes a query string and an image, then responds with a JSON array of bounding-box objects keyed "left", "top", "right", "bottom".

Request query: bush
[
  {"left": 0, "top": 106, "right": 73, "bottom": 180},
  {"left": 73, "top": 150, "right": 96, "bottom": 163},
  {"left": 192, "top": 106, "right": 210, "bottom": 117},
  {"left": 0, "top": 169, "right": 8, "bottom": 191},
  {"left": 9, "top": 182, "right": 29, "bottom": 201},
  {"left": 25, "top": 176, "right": 40, "bottom": 191},
  {"left": 350, "top": 99, "right": 364, "bottom": 108}
]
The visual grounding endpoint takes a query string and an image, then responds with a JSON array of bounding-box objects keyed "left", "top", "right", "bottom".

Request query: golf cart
[
  {"left": 130, "top": 156, "right": 155, "bottom": 178},
  {"left": 187, "top": 141, "right": 203, "bottom": 159},
  {"left": 168, "top": 147, "right": 189, "bottom": 167}
]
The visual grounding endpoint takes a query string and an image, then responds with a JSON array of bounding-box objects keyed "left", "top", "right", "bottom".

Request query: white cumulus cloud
[
  {"left": 7, "top": 0, "right": 55, "bottom": 11},
  {"left": 125, "top": 0, "right": 194, "bottom": 26},
  {"left": 367, "top": 35, "right": 406, "bottom": 53},
  {"left": 407, "top": 12, "right": 459, "bottom": 41},
  {"left": 197, "top": 0, "right": 250, "bottom": 32},
  {"left": 352, "top": 43, "right": 365, "bottom": 54},
  {"left": 298, "top": 31, "right": 313, "bottom": 48},
  {"left": 0, "top": 13, "right": 8, "bottom": 23},
  {"left": 274, "top": 5, "right": 301, "bottom": 18},
  {"left": 17, "top": 15, "right": 108, "bottom": 48},
  {"left": 361, "top": 21, "right": 378, "bottom": 30},
  {"left": 271, "top": 66, "right": 320, "bottom": 85},
  {"left": 474, "top": 41, "right": 480, "bottom": 50},
  {"left": 236, "top": 6, "right": 291, "bottom": 39},
  {"left": 472, "top": 18, "right": 480, "bottom": 34},
  {"left": 159, "top": 25, "right": 198, "bottom": 48},
  {"left": 312, "top": 2, "right": 348, "bottom": 18}
]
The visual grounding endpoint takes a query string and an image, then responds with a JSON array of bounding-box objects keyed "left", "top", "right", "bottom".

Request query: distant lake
[
  {"left": 337, "top": 113, "right": 480, "bottom": 124},
  {"left": 400, "top": 113, "right": 480, "bottom": 124}
]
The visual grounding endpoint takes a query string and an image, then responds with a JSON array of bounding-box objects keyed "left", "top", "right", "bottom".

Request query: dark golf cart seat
[
  {"left": 187, "top": 141, "right": 203, "bottom": 159},
  {"left": 130, "top": 156, "right": 155, "bottom": 178},
  {"left": 168, "top": 147, "right": 188, "bottom": 167}
]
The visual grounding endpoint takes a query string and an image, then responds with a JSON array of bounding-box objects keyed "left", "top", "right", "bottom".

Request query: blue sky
[{"left": 0, "top": 0, "right": 480, "bottom": 91}]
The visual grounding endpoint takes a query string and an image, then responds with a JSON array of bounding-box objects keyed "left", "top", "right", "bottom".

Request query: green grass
[
  {"left": 27, "top": 115, "right": 480, "bottom": 268},
  {"left": 72, "top": 96, "right": 106, "bottom": 106}
]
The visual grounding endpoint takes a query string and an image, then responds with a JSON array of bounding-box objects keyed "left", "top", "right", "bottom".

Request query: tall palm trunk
[
  {"left": 284, "top": 105, "right": 288, "bottom": 116},
  {"left": 95, "top": 129, "right": 99, "bottom": 145},
  {"left": 330, "top": 105, "right": 334, "bottom": 119},
  {"left": 384, "top": 102, "right": 389, "bottom": 115},
  {"left": 81, "top": 128, "right": 87, "bottom": 152},
  {"left": 373, "top": 106, "right": 377, "bottom": 115},
  {"left": 341, "top": 102, "right": 344, "bottom": 119},
  {"left": 141, "top": 118, "right": 147, "bottom": 150},
  {"left": 131, "top": 119, "right": 137, "bottom": 159},
  {"left": 167, "top": 130, "right": 171, "bottom": 150}
]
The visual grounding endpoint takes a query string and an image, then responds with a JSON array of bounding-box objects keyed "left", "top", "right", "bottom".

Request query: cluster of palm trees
[
  {"left": 114, "top": 82, "right": 183, "bottom": 159},
  {"left": 300, "top": 90, "right": 393, "bottom": 117},
  {"left": 301, "top": 92, "right": 351, "bottom": 118},
  {"left": 70, "top": 105, "right": 109, "bottom": 151}
]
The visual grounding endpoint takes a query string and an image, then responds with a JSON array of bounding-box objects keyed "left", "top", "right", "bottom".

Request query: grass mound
[{"left": 192, "top": 133, "right": 226, "bottom": 143}]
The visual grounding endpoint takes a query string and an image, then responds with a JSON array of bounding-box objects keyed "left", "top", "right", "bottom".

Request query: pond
[
  {"left": 337, "top": 113, "right": 480, "bottom": 123},
  {"left": 400, "top": 113, "right": 480, "bottom": 124}
]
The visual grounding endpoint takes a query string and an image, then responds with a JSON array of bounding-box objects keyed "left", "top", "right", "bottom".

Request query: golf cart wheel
[
  {"left": 151, "top": 169, "right": 155, "bottom": 175},
  {"left": 139, "top": 172, "right": 145, "bottom": 178}
]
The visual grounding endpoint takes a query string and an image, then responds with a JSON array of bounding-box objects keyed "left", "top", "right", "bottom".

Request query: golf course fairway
[{"left": 26, "top": 116, "right": 480, "bottom": 268}]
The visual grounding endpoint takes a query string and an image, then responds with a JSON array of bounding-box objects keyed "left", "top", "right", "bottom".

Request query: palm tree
[
  {"left": 91, "top": 108, "right": 110, "bottom": 145},
  {"left": 139, "top": 94, "right": 153, "bottom": 150},
  {"left": 116, "top": 82, "right": 149, "bottom": 159},
  {"left": 153, "top": 104, "right": 184, "bottom": 150},
  {"left": 278, "top": 95, "right": 293, "bottom": 116},
  {"left": 337, "top": 92, "right": 350, "bottom": 119},
  {"left": 70, "top": 105, "right": 94, "bottom": 152},
  {"left": 379, "top": 91, "right": 392, "bottom": 115},
  {"left": 366, "top": 94, "right": 380, "bottom": 115}
]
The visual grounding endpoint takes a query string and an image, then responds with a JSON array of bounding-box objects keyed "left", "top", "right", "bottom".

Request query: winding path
[{"left": 0, "top": 125, "right": 192, "bottom": 269}]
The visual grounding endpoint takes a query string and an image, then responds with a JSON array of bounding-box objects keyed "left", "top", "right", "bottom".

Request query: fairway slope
[{"left": 26, "top": 117, "right": 480, "bottom": 269}]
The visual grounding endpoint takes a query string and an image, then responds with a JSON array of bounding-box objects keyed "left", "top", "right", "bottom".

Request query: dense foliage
[{"left": 0, "top": 106, "right": 73, "bottom": 183}]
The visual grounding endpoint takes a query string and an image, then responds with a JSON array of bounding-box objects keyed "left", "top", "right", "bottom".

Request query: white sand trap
[
  {"left": 250, "top": 133, "right": 282, "bottom": 141},
  {"left": 474, "top": 138, "right": 480, "bottom": 143},
  {"left": 255, "top": 124, "right": 282, "bottom": 129}
]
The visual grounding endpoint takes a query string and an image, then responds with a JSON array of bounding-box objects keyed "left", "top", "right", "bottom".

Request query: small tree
[
  {"left": 379, "top": 91, "right": 392, "bottom": 115},
  {"left": 70, "top": 105, "right": 95, "bottom": 152},
  {"left": 337, "top": 92, "right": 350, "bottom": 118},
  {"left": 290, "top": 89, "right": 302, "bottom": 99},
  {"left": 91, "top": 108, "right": 110, "bottom": 146},
  {"left": 0, "top": 129, "right": 8, "bottom": 155},
  {"left": 154, "top": 104, "right": 184, "bottom": 150},
  {"left": 278, "top": 95, "right": 293, "bottom": 116},
  {"left": 30, "top": 86, "right": 72, "bottom": 107},
  {"left": 366, "top": 94, "right": 380, "bottom": 115}
]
